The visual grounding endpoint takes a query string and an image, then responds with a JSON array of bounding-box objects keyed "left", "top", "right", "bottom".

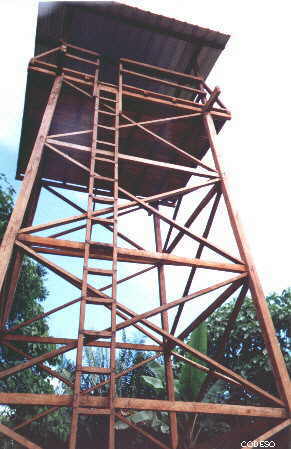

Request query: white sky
[{"left": 1, "top": 0, "right": 290, "bottom": 297}]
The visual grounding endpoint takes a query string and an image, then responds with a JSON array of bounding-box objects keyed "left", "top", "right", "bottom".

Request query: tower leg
[
  {"left": 154, "top": 214, "right": 178, "bottom": 449},
  {"left": 204, "top": 112, "right": 291, "bottom": 411},
  {"left": 0, "top": 75, "right": 63, "bottom": 311},
  {"left": 1, "top": 182, "right": 42, "bottom": 327}
]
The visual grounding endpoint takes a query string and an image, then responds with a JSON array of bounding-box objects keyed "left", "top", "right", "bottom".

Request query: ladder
[{"left": 69, "top": 82, "right": 120, "bottom": 449}]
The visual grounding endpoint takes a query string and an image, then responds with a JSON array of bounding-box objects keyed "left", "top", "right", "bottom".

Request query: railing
[
  {"left": 28, "top": 42, "right": 229, "bottom": 115},
  {"left": 119, "top": 57, "right": 228, "bottom": 113},
  {"left": 29, "top": 42, "right": 100, "bottom": 89}
]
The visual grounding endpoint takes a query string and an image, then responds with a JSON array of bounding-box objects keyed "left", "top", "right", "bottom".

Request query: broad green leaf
[
  {"left": 147, "top": 360, "right": 165, "bottom": 379},
  {"left": 142, "top": 375, "right": 164, "bottom": 390},
  {"left": 180, "top": 322, "right": 208, "bottom": 401},
  {"left": 115, "top": 420, "right": 129, "bottom": 430},
  {"left": 131, "top": 410, "right": 154, "bottom": 424}
]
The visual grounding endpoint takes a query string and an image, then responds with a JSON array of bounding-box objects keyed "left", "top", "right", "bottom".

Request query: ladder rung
[
  {"left": 91, "top": 195, "right": 114, "bottom": 204},
  {"left": 95, "top": 157, "right": 115, "bottom": 164},
  {"left": 100, "top": 85, "right": 118, "bottom": 94},
  {"left": 99, "top": 96, "right": 117, "bottom": 103},
  {"left": 97, "top": 124, "right": 115, "bottom": 131},
  {"left": 93, "top": 174, "right": 115, "bottom": 182},
  {"left": 96, "top": 139, "right": 115, "bottom": 147},
  {"left": 95, "top": 149, "right": 114, "bottom": 157},
  {"left": 77, "top": 407, "right": 111, "bottom": 415},
  {"left": 86, "top": 297, "right": 113, "bottom": 305},
  {"left": 80, "top": 366, "right": 111, "bottom": 374},
  {"left": 87, "top": 267, "right": 113, "bottom": 276},
  {"left": 99, "top": 110, "right": 116, "bottom": 116},
  {"left": 94, "top": 330, "right": 112, "bottom": 338},
  {"left": 91, "top": 217, "right": 114, "bottom": 224},
  {"left": 82, "top": 329, "right": 112, "bottom": 338}
]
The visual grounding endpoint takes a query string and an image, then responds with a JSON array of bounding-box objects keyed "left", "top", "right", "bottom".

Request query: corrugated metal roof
[
  {"left": 16, "top": 2, "right": 230, "bottom": 194},
  {"left": 35, "top": 1, "right": 230, "bottom": 80}
]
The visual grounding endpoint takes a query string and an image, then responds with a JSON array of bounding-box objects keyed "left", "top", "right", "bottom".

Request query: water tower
[{"left": 0, "top": 2, "right": 289, "bottom": 448}]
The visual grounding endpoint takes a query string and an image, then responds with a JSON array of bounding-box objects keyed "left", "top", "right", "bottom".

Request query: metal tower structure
[{"left": 0, "top": 3, "right": 290, "bottom": 448}]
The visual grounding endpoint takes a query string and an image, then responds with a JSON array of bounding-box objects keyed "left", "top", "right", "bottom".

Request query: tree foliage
[
  {"left": 0, "top": 174, "right": 59, "bottom": 447},
  {"left": 117, "top": 324, "right": 209, "bottom": 449},
  {"left": 206, "top": 289, "right": 291, "bottom": 405},
  {"left": 179, "top": 323, "right": 208, "bottom": 402}
]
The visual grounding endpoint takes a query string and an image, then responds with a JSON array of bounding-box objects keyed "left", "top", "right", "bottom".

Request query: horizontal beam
[
  {"left": 119, "top": 111, "right": 202, "bottom": 129},
  {"left": 18, "top": 180, "right": 218, "bottom": 235},
  {"left": 28, "top": 65, "right": 230, "bottom": 119},
  {"left": 17, "top": 235, "right": 246, "bottom": 273},
  {"left": 95, "top": 148, "right": 216, "bottom": 178},
  {"left": 0, "top": 394, "right": 286, "bottom": 418},
  {"left": 120, "top": 57, "right": 204, "bottom": 81},
  {"left": 116, "top": 398, "right": 287, "bottom": 418},
  {"left": 1, "top": 335, "right": 162, "bottom": 352},
  {"left": 123, "top": 89, "right": 231, "bottom": 119},
  {"left": 122, "top": 68, "right": 204, "bottom": 94}
]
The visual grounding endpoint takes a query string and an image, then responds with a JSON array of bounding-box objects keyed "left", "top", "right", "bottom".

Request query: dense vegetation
[{"left": 0, "top": 174, "right": 58, "bottom": 447}]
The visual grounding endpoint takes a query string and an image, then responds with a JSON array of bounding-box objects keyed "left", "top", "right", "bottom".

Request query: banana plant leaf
[{"left": 179, "top": 322, "right": 208, "bottom": 401}]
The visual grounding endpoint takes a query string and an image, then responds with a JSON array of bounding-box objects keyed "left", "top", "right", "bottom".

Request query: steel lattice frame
[{"left": 0, "top": 44, "right": 290, "bottom": 449}]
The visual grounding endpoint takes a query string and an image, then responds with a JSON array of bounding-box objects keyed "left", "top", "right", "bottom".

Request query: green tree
[
  {"left": 206, "top": 289, "right": 291, "bottom": 406},
  {"left": 117, "top": 324, "right": 209, "bottom": 449},
  {"left": 0, "top": 174, "right": 61, "bottom": 448}
]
